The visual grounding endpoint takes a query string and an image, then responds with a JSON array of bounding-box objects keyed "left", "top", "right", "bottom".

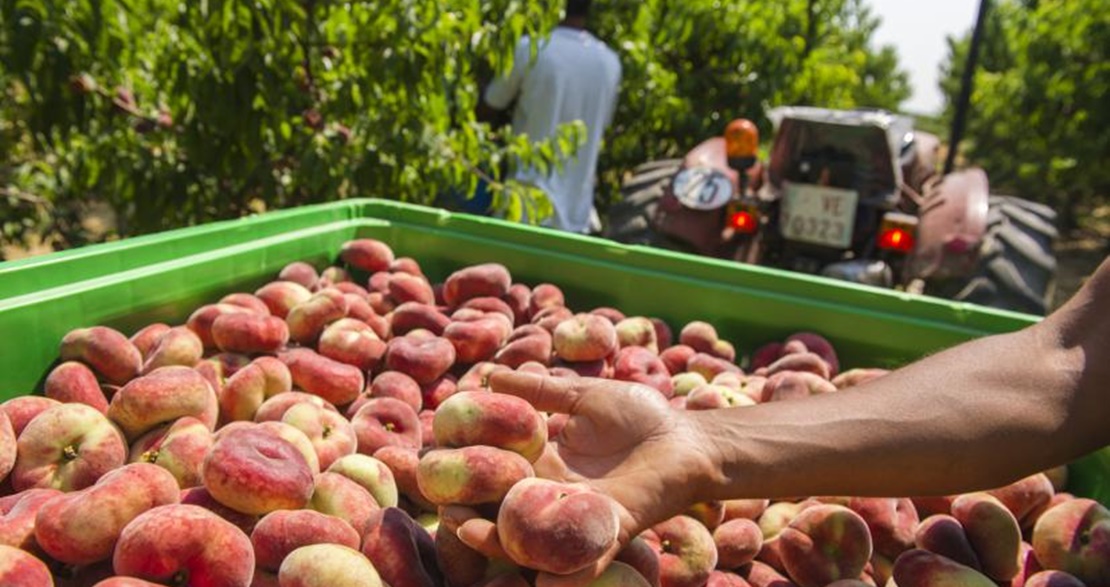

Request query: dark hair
[{"left": 566, "top": 0, "right": 591, "bottom": 18}]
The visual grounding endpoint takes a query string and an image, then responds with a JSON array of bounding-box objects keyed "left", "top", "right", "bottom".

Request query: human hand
[{"left": 444, "top": 371, "right": 720, "bottom": 587}]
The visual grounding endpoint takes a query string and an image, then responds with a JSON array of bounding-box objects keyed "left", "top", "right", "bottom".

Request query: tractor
[{"left": 603, "top": 106, "right": 1057, "bottom": 315}]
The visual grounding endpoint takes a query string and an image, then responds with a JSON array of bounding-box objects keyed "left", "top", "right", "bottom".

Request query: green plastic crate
[{"left": 1, "top": 198, "right": 1106, "bottom": 506}]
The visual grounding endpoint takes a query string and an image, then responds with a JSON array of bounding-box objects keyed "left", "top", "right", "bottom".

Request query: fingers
[
  {"left": 457, "top": 517, "right": 510, "bottom": 560},
  {"left": 489, "top": 371, "right": 582, "bottom": 414}
]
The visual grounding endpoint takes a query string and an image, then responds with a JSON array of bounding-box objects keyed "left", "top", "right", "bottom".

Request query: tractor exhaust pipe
[{"left": 944, "top": 0, "right": 991, "bottom": 175}]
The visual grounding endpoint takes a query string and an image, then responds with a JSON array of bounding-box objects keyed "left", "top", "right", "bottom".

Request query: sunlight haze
[{"left": 868, "top": 0, "right": 980, "bottom": 115}]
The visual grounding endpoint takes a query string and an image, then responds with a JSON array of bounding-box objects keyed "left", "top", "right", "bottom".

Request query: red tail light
[
  {"left": 878, "top": 227, "right": 915, "bottom": 253},
  {"left": 729, "top": 211, "right": 758, "bottom": 234}
]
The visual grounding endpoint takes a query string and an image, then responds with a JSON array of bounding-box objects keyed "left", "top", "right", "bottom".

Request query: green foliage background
[
  {"left": 7, "top": 0, "right": 1102, "bottom": 253},
  {"left": 939, "top": 0, "right": 1109, "bottom": 230}
]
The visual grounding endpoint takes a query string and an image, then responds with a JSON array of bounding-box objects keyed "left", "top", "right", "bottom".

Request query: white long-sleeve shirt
[{"left": 485, "top": 27, "right": 622, "bottom": 233}]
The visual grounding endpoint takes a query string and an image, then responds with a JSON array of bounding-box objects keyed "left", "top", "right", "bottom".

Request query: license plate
[{"left": 780, "top": 183, "right": 858, "bottom": 248}]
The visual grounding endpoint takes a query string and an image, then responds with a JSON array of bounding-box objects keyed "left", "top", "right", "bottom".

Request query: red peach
[
  {"left": 107, "top": 365, "right": 218, "bottom": 440},
  {"left": 595, "top": 562, "right": 655, "bottom": 587},
  {"left": 2, "top": 397, "right": 61, "bottom": 437},
  {"left": 111, "top": 504, "right": 255, "bottom": 587},
  {"left": 279, "top": 348, "right": 365, "bottom": 407},
  {"left": 433, "top": 391, "right": 547, "bottom": 462},
  {"left": 643, "top": 515, "right": 719, "bottom": 587},
  {"left": 495, "top": 325, "right": 554, "bottom": 368},
  {"left": 615, "top": 317, "right": 660, "bottom": 354},
  {"left": 392, "top": 302, "right": 452, "bottom": 336},
  {"left": 951, "top": 492, "right": 1021, "bottom": 581},
  {"left": 686, "top": 353, "right": 741, "bottom": 381},
  {"left": 533, "top": 306, "right": 575, "bottom": 334},
  {"left": 1031, "top": 498, "right": 1110, "bottom": 586},
  {"left": 527, "top": 283, "right": 565, "bottom": 320},
  {"left": 34, "top": 463, "right": 179, "bottom": 565},
  {"left": 444, "top": 263, "right": 512, "bottom": 308},
  {"left": 715, "top": 518, "right": 764, "bottom": 569},
  {"left": 391, "top": 256, "right": 424, "bottom": 276},
  {"left": 445, "top": 317, "right": 511, "bottom": 364},
  {"left": 254, "top": 281, "right": 313, "bottom": 319},
  {"left": 723, "top": 499, "right": 770, "bottom": 522},
  {"left": 613, "top": 346, "right": 674, "bottom": 397},
  {"left": 891, "top": 549, "right": 997, "bottom": 587},
  {"left": 373, "top": 446, "right": 436, "bottom": 512},
  {"left": 0, "top": 488, "right": 63, "bottom": 550},
  {"left": 457, "top": 362, "right": 512, "bottom": 393},
  {"left": 504, "top": 284, "right": 532, "bottom": 326},
  {"left": 44, "top": 361, "right": 109, "bottom": 414},
  {"left": 416, "top": 446, "right": 534, "bottom": 505},
  {"left": 219, "top": 292, "right": 272, "bottom": 315},
  {"left": 211, "top": 314, "right": 289, "bottom": 355},
  {"left": 847, "top": 497, "right": 918, "bottom": 560},
  {"left": 389, "top": 272, "right": 436, "bottom": 306},
  {"left": 60, "top": 326, "right": 143, "bottom": 385},
  {"left": 421, "top": 375, "right": 459, "bottom": 411},
  {"left": 553, "top": 313, "right": 619, "bottom": 362},
  {"left": 784, "top": 332, "right": 840, "bottom": 377},
  {"left": 279, "top": 543, "right": 384, "bottom": 587},
  {"left": 364, "top": 371, "right": 423, "bottom": 413},
  {"left": 202, "top": 427, "right": 315, "bottom": 515},
  {"left": 0, "top": 544, "right": 53, "bottom": 586},
  {"left": 590, "top": 307, "right": 626, "bottom": 324},
  {"left": 660, "top": 345, "right": 696, "bottom": 376},
  {"left": 385, "top": 334, "right": 457, "bottom": 385},
  {"left": 309, "top": 471, "right": 381, "bottom": 535},
  {"left": 250, "top": 508, "right": 360, "bottom": 572},
  {"left": 286, "top": 288, "right": 348, "bottom": 345},
  {"left": 497, "top": 478, "right": 621, "bottom": 575},
  {"left": 913, "top": 514, "right": 981, "bottom": 570},
  {"left": 778, "top": 504, "right": 872, "bottom": 587},
  {"left": 1023, "top": 570, "right": 1087, "bottom": 587},
  {"left": 178, "top": 486, "right": 259, "bottom": 537},
  {"left": 254, "top": 391, "right": 339, "bottom": 423},
  {"left": 352, "top": 398, "right": 423, "bottom": 454},
  {"left": 282, "top": 402, "right": 357, "bottom": 470},
  {"left": 129, "top": 323, "right": 171, "bottom": 359},
  {"left": 187, "top": 304, "right": 253, "bottom": 350},
  {"left": 341, "top": 239, "right": 395, "bottom": 273},
  {"left": 764, "top": 353, "right": 830, "bottom": 381},
  {"left": 142, "top": 326, "right": 205, "bottom": 374},
  {"left": 252, "top": 421, "right": 322, "bottom": 475},
  {"left": 986, "top": 472, "right": 1055, "bottom": 531},
  {"left": 616, "top": 535, "right": 662, "bottom": 587},
  {"left": 279, "top": 261, "right": 320, "bottom": 288},
  {"left": 130, "top": 416, "right": 213, "bottom": 489},
  {"left": 327, "top": 453, "right": 399, "bottom": 509},
  {"left": 362, "top": 507, "right": 442, "bottom": 587},
  {"left": 318, "top": 318, "right": 387, "bottom": 372},
  {"left": 13, "top": 403, "right": 128, "bottom": 492}
]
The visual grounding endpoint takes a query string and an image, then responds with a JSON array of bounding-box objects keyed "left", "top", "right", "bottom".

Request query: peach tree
[{"left": 0, "top": 0, "right": 571, "bottom": 253}]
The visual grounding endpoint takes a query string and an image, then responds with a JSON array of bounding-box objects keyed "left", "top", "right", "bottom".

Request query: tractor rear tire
[
  {"left": 945, "top": 196, "right": 1058, "bottom": 315},
  {"left": 604, "top": 159, "right": 684, "bottom": 249}
]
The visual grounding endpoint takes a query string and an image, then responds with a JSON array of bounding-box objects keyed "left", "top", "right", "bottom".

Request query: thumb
[{"left": 489, "top": 371, "right": 582, "bottom": 414}]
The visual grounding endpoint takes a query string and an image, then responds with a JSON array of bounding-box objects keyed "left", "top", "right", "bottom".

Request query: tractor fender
[
  {"left": 909, "top": 168, "right": 990, "bottom": 280},
  {"left": 682, "top": 137, "right": 765, "bottom": 198}
]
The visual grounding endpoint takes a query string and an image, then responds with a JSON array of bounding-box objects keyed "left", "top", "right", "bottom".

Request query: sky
[{"left": 867, "top": 0, "right": 980, "bottom": 115}]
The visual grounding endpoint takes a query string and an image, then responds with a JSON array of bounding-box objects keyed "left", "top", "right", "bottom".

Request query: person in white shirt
[{"left": 481, "top": 0, "right": 622, "bottom": 234}]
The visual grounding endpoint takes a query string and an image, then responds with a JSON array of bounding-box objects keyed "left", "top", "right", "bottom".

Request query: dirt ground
[
  {"left": 1051, "top": 205, "right": 1110, "bottom": 311},
  {"left": 3, "top": 203, "right": 1106, "bottom": 312}
]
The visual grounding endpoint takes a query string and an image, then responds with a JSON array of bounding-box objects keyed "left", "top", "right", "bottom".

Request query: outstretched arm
[
  {"left": 699, "top": 256, "right": 1110, "bottom": 500},
  {"left": 471, "top": 258, "right": 1110, "bottom": 586}
]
